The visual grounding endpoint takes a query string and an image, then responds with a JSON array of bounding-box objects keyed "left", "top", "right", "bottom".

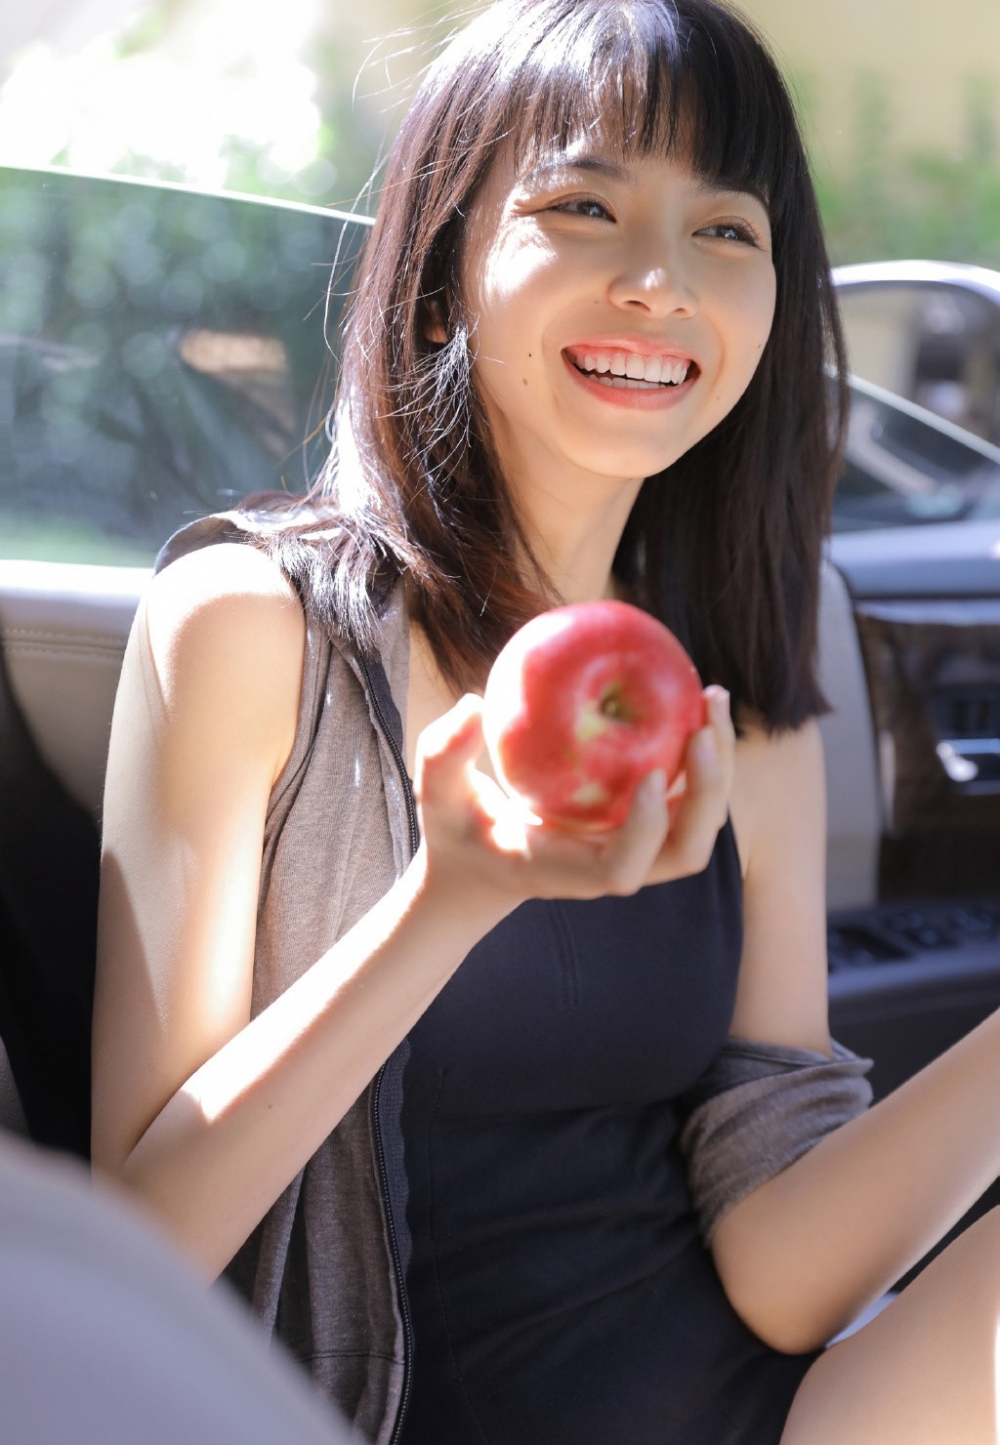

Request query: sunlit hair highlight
[{"left": 249, "top": 0, "right": 848, "bottom": 733}]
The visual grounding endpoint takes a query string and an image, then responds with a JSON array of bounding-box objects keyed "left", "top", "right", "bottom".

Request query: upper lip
[{"left": 563, "top": 338, "right": 698, "bottom": 366}]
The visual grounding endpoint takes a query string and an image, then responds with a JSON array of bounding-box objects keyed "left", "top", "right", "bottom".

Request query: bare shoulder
[
  {"left": 727, "top": 711, "right": 830, "bottom": 1052},
  {"left": 729, "top": 709, "right": 825, "bottom": 882},
  {"left": 128, "top": 542, "right": 306, "bottom": 785},
  {"left": 145, "top": 541, "right": 304, "bottom": 676}
]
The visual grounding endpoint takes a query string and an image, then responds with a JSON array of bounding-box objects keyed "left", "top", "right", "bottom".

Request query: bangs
[{"left": 438, "top": 0, "right": 800, "bottom": 223}]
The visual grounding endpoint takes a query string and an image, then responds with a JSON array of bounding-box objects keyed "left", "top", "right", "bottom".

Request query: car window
[
  {"left": 834, "top": 376, "right": 1000, "bottom": 532},
  {"left": 0, "top": 167, "right": 368, "bottom": 565},
  {"left": 838, "top": 281, "right": 1000, "bottom": 443}
]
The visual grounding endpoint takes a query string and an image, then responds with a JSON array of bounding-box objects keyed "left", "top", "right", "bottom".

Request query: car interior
[{"left": 1, "top": 164, "right": 999, "bottom": 1307}]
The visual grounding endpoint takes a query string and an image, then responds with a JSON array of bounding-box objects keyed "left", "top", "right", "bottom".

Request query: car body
[{"left": 1, "top": 166, "right": 998, "bottom": 1285}]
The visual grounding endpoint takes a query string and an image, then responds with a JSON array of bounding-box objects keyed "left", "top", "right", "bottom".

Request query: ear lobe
[{"left": 422, "top": 296, "right": 448, "bottom": 345}]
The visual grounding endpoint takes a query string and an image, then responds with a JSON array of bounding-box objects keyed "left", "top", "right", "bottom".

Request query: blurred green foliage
[
  {"left": 808, "top": 71, "right": 1000, "bottom": 268},
  {"left": 0, "top": 168, "right": 366, "bottom": 562}
]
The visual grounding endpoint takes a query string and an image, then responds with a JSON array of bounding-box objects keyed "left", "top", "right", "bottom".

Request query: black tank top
[{"left": 399, "top": 820, "right": 819, "bottom": 1445}]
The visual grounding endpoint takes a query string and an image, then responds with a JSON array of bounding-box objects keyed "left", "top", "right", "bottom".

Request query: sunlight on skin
[{"left": 0, "top": 0, "right": 322, "bottom": 188}]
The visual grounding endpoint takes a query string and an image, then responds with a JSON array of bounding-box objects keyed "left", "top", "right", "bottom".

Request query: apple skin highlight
[{"left": 482, "top": 600, "right": 706, "bottom": 831}]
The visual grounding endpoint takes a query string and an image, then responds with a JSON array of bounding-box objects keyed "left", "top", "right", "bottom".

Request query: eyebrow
[{"left": 521, "top": 156, "right": 635, "bottom": 189}]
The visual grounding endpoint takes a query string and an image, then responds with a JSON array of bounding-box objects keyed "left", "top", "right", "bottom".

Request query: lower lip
[{"left": 562, "top": 353, "right": 698, "bottom": 411}]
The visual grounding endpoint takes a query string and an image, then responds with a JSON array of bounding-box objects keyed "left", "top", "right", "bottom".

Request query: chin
[{"left": 571, "top": 443, "right": 690, "bottom": 482}]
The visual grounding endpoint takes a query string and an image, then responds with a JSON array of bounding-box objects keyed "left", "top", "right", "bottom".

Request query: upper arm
[
  {"left": 92, "top": 542, "right": 306, "bottom": 1171},
  {"left": 727, "top": 717, "right": 831, "bottom": 1055}
]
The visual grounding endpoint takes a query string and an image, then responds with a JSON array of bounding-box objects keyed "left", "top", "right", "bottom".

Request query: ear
[{"left": 423, "top": 298, "right": 448, "bottom": 344}]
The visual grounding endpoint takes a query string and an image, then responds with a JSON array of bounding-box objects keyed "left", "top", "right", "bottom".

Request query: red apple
[{"left": 482, "top": 600, "right": 705, "bottom": 831}]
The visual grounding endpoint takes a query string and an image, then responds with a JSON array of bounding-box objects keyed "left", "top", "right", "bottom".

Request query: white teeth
[{"left": 573, "top": 349, "right": 691, "bottom": 386}]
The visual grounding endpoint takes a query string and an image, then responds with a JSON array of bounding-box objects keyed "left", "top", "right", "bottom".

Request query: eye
[
  {"left": 548, "top": 197, "right": 614, "bottom": 221},
  {"left": 697, "top": 220, "right": 761, "bottom": 246}
]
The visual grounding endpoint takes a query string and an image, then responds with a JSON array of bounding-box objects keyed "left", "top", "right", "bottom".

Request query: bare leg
[{"left": 780, "top": 1207, "right": 1000, "bottom": 1444}]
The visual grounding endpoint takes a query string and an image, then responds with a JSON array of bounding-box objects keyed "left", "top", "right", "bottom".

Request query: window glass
[
  {"left": 838, "top": 282, "right": 1000, "bottom": 444},
  {"left": 0, "top": 168, "right": 367, "bottom": 563},
  {"left": 834, "top": 378, "right": 1000, "bottom": 532}
]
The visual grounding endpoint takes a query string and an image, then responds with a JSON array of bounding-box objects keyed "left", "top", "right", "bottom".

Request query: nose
[{"left": 607, "top": 247, "right": 697, "bottom": 317}]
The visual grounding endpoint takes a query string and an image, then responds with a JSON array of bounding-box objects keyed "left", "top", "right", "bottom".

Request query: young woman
[{"left": 92, "top": 2, "right": 1000, "bottom": 1442}]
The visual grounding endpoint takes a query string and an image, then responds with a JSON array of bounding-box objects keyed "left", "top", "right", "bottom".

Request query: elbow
[
  {"left": 90, "top": 1123, "right": 182, "bottom": 1243},
  {"left": 90, "top": 1107, "right": 142, "bottom": 1184},
  {"left": 90, "top": 1135, "right": 162, "bottom": 1222},
  {"left": 711, "top": 1223, "right": 844, "bottom": 1355},
  {"left": 718, "top": 1272, "right": 834, "bottom": 1356},
  {"left": 90, "top": 1147, "right": 224, "bottom": 1283},
  {"left": 90, "top": 1141, "right": 144, "bottom": 1197}
]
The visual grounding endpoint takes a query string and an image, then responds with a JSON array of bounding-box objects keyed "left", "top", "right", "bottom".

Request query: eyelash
[
  {"left": 698, "top": 221, "right": 761, "bottom": 247},
  {"left": 548, "top": 197, "right": 614, "bottom": 220},
  {"left": 546, "top": 200, "right": 761, "bottom": 247}
]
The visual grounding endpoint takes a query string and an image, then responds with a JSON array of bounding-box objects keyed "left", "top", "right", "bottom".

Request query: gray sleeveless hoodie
[
  {"left": 156, "top": 514, "right": 416, "bottom": 1445},
  {"left": 153, "top": 513, "right": 872, "bottom": 1445}
]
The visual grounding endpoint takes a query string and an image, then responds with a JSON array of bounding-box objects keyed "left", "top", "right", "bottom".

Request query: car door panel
[{"left": 815, "top": 559, "right": 881, "bottom": 910}]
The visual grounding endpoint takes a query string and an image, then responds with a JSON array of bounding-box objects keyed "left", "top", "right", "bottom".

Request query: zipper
[
  {"left": 373, "top": 1059, "right": 414, "bottom": 1445},
  {"left": 360, "top": 651, "right": 417, "bottom": 1445},
  {"left": 360, "top": 652, "right": 420, "bottom": 859}
]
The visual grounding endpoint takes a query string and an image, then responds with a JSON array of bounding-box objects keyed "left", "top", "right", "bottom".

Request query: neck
[{"left": 507, "top": 463, "right": 645, "bottom": 606}]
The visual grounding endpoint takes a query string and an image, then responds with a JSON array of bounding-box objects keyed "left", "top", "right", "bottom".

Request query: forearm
[
  {"left": 711, "top": 1006, "right": 1000, "bottom": 1352},
  {"left": 105, "top": 847, "right": 506, "bottom": 1278}
]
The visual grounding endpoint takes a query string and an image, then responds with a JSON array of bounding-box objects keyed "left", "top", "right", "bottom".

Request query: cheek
[
  {"left": 747, "top": 270, "right": 777, "bottom": 353},
  {"left": 472, "top": 233, "right": 558, "bottom": 340},
  {"left": 725, "top": 271, "right": 776, "bottom": 385}
]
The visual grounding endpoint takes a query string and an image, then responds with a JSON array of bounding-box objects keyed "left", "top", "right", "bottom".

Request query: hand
[
  {"left": 647, "top": 685, "right": 736, "bottom": 885},
  {"left": 411, "top": 684, "right": 733, "bottom": 919}
]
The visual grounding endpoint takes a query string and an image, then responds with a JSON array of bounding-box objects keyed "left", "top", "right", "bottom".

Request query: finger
[
  {"left": 659, "top": 723, "right": 729, "bottom": 872},
  {"left": 675, "top": 686, "right": 732, "bottom": 810},
  {"left": 597, "top": 768, "right": 670, "bottom": 894},
  {"left": 704, "top": 686, "right": 735, "bottom": 777}
]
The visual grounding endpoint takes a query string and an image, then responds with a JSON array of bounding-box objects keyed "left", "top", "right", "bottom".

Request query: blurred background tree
[
  {"left": 3, "top": 0, "right": 1000, "bottom": 266},
  {"left": 0, "top": 0, "right": 464, "bottom": 213}
]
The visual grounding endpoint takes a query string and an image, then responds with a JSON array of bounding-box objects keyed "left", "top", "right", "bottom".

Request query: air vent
[{"left": 936, "top": 688, "right": 999, "bottom": 737}]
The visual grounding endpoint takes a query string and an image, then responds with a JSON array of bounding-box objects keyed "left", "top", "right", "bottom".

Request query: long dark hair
[{"left": 251, "top": 0, "right": 848, "bottom": 733}]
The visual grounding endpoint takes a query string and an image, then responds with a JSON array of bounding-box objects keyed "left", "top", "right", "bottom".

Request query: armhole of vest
[{"left": 264, "top": 617, "right": 332, "bottom": 827}]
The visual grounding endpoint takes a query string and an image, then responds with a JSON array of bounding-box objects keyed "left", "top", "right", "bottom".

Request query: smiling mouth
[{"left": 566, "top": 349, "right": 696, "bottom": 390}]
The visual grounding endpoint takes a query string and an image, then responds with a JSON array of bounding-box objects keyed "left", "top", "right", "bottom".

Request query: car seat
[{"left": 0, "top": 632, "right": 98, "bottom": 1157}]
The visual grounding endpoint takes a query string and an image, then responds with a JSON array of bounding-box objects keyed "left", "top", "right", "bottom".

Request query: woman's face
[{"left": 451, "top": 141, "right": 777, "bottom": 494}]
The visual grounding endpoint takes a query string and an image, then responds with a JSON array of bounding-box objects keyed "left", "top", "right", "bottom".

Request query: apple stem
[{"left": 600, "top": 686, "right": 637, "bottom": 724}]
